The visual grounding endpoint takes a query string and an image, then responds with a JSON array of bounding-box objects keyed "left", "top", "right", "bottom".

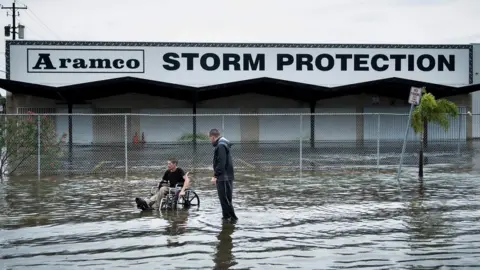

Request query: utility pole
[{"left": 1, "top": 1, "right": 27, "bottom": 40}]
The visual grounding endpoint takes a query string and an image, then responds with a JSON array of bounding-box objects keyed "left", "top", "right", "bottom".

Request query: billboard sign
[{"left": 7, "top": 41, "right": 472, "bottom": 87}]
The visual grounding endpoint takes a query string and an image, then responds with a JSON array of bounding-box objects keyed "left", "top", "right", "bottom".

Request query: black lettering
[
  {"left": 113, "top": 59, "right": 124, "bottom": 69},
  {"left": 89, "top": 59, "right": 111, "bottom": 69},
  {"left": 181, "top": 53, "right": 199, "bottom": 70},
  {"left": 72, "top": 59, "right": 88, "bottom": 69},
  {"left": 314, "top": 54, "right": 334, "bottom": 71},
  {"left": 371, "top": 54, "right": 388, "bottom": 71},
  {"left": 417, "top": 54, "right": 435, "bottom": 71},
  {"left": 277, "top": 54, "right": 294, "bottom": 70},
  {"left": 244, "top": 54, "right": 265, "bottom": 71},
  {"left": 438, "top": 55, "right": 455, "bottom": 71},
  {"left": 335, "top": 54, "right": 352, "bottom": 71},
  {"left": 296, "top": 54, "right": 313, "bottom": 71},
  {"left": 200, "top": 53, "right": 220, "bottom": 71},
  {"left": 223, "top": 53, "right": 241, "bottom": 70},
  {"left": 389, "top": 54, "right": 406, "bottom": 71},
  {"left": 32, "top": 53, "right": 56, "bottom": 70},
  {"left": 126, "top": 59, "right": 140, "bottom": 69},
  {"left": 408, "top": 55, "right": 415, "bottom": 71},
  {"left": 163, "top": 53, "right": 180, "bottom": 71},
  {"left": 59, "top": 58, "right": 71, "bottom": 68},
  {"left": 354, "top": 54, "right": 369, "bottom": 71}
]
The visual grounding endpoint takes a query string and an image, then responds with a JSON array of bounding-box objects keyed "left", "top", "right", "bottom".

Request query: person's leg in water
[
  {"left": 147, "top": 186, "right": 168, "bottom": 209},
  {"left": 224, "top": 179, "right": 238, "bottom": 221},
  {"left": 216, "top": 179, "right": 237, "bottom": 221},
  {"left": 216, "top": 180, "right": 230, "bottom": 220}
]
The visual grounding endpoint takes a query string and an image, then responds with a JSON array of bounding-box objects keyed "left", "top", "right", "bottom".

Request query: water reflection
[
  {"left": 1, "top": 171, "right": 480, "bottom": 269},
  {"left": 213, "top": 222, "right": 236, "bottom": 269},
  {"left": 406, "top": 183, "right": 453, "bottom": 246}
]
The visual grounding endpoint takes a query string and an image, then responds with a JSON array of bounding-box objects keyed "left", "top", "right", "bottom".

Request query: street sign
[{"left": 408, "top": 87, "right": 422, "bottom": 105}]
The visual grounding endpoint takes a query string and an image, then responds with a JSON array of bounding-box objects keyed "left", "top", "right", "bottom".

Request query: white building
[{"left": 1, "top": 40, "right": 480, "bottom": 145}]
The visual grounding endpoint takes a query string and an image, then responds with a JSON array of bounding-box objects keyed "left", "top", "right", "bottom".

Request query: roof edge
[{"left": 5, "top": 40, "right": 473, "bottom": 49}]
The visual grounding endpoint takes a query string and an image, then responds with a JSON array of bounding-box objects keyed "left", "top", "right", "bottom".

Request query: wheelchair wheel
[{"left": 175, "top": 190, "right": 200, "bottom": 210}]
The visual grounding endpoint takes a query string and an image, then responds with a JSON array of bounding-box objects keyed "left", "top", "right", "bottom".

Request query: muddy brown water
[{"left": 1, "top": 168, "right": 480, "bottom": 269}]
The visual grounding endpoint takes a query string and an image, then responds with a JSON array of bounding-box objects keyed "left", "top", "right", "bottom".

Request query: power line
[
  {"left": 26, "top": 9, "right": 60, "bottom": 39},
  {"left": 15, "top": 0, "right": 61, "bottom": 39}
]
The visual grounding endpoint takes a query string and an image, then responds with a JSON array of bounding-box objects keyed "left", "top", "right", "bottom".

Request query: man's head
[
  {"left": 209, "top": 128, "right": 221, "bottom": 144},
  {"left": 167, "top": 158, "right": 178, "bottom": 171}
]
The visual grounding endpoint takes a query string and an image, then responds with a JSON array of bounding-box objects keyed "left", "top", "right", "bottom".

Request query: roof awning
[{"left": 0, "top": 76, "right": 479, "bottom": 104}]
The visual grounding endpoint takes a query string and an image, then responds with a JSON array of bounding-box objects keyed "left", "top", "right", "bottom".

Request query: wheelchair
[{"left": 151, "top": 181, "right": 200, "bottom": 210}]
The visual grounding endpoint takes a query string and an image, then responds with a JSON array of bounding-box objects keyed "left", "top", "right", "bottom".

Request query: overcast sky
[{"left": 0, "top": 0, "right": 480, "bottom": 94}]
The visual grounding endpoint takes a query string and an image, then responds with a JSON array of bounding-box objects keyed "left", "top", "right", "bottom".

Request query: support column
[
  {"left": 356, "top": 106, "right": 364, "bottom": 147},
  {"left": 193, "top": 101, "right": 197, "bottom": 146},
  {"left": 68, "top": 103, "right": 73, "bottom": 167},
  {"left": 192, "top": 96, "right": 197, "bottom": 165},
  {"left": 310, "top": 102, "right": 315, "bottom": 149}
]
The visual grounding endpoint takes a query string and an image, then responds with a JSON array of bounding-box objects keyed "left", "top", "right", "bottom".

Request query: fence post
[
  {"left": 37, "top": 115, "right": 41, "bottom": 179},
  {"left": 222, "top": 115, "right": 225, "bottom": 134},
  {"left": 124, "top": 114, "right": 128, "bottom": 178},
  {"left": 299, "top": 114, "right": 303, "bottom": 178},
  {"left": 377, "top": 113, "right": 380, "bottom": 173}
]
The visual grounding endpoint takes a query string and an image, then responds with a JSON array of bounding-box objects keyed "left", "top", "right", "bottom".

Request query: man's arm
[
  {"left": 180, "top": 170, "right": 190, "bottom": 193},
  {"left": 214, "top": 145, "right": 227, "bottom": 178},
  {"left": 159, "top": 170, "right": 168, "bottom": 187}
]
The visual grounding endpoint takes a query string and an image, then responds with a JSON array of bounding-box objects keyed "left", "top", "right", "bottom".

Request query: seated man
[{"left": 146, "top": 158, "right": 190, "bottom": 209}]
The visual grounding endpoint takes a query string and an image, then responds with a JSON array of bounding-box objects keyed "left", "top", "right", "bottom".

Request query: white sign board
[
  {"left": 408, "top": 87, "right": 423, "bottom": 105},
  {"left": 7, "top": 41, "right": 471, "bottom": 87}
]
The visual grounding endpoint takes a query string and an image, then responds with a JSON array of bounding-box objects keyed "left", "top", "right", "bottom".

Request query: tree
[
  {"left": 410, "top": 88, "right": 458, "bottom": 179},
  {"left": 0, "top": 111, "right": 67, "bottom": 178}
]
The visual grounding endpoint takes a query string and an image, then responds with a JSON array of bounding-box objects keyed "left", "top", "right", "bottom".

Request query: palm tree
[{"left": 410, "top": 88, "right": 458, "bottom": 180}]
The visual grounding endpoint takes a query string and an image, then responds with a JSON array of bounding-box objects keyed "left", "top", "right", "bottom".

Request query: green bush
[
  {"left": 177, "top": 132, "right": 210, "bottom": 141},
  {"left": 0, "top": 112, "right": 67, "bottom": 177}
]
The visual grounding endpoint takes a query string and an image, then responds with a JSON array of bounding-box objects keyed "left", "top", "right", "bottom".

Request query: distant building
[{"left": 1, "top": 40, "right": 480, "bottom": 144}]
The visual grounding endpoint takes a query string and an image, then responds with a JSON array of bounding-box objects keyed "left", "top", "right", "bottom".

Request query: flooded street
[{"left": 1, "top": 168, "right": 480, "bottom": 269}]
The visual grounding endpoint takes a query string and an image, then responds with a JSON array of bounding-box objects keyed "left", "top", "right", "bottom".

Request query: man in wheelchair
[{"left": 142, "top": 158, "right": 190, "bottom": 209}]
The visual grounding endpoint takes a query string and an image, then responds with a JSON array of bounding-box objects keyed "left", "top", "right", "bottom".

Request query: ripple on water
[{"left": 1, "top": 171, "right": 480, "bottom": 269}]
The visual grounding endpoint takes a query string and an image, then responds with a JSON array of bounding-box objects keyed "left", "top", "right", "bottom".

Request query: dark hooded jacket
[{"left": 212, "top": 136, "right": 234, "bottom": 181}]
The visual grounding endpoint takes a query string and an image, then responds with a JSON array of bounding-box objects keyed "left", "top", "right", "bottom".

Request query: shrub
[
  {"left": 177, "top": 132, "right": 210, "bottom": 141},
  {"left": 0, "top": 111, "right": 67, "bottom": 177}
]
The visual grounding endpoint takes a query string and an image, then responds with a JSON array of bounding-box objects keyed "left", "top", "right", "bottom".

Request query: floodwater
[{"left": 1, "top": 168, "right": 480, "bottom": 270}]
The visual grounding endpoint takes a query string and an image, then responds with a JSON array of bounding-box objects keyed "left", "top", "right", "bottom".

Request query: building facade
[{"left": 2, "top": 41, "right": 480, "bottom": 144}]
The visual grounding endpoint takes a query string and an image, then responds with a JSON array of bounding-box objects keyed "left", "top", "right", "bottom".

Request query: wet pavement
[{"left": 1, "top": 167, "right": 480, "bottom": 269}]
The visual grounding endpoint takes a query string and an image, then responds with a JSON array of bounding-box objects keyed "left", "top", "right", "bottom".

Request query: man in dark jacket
[{"left": 209, "top": 128, "right": 238, "bottom": 222}]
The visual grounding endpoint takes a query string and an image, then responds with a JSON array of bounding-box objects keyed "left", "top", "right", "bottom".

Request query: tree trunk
[{"left": 419, "top": 131, "right": 424, "bottom": 181}]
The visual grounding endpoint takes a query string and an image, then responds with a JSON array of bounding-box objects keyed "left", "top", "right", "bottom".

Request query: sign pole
[{"left": 395, "top": 87, "right": 422, "bottom": 198}]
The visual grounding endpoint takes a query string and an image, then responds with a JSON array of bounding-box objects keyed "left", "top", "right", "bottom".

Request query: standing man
[{"left": 209, "top": 128, "right": 238, "bottom": 222}]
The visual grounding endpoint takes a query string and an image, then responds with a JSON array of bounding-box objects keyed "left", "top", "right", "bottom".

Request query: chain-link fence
[{"left": 0, "top": 112, "right": 477, "bottom": 178}]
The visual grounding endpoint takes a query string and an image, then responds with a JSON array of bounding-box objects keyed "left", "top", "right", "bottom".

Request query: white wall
[
  {"left": 56, "top": 107, "right": 94, "bottom": 144},
  {"left": 258, "top": 108, "right": 310, "bottom": 141},
  {"left": 139, "top": 108, "right": 192, "bottom": 143},
  {"left": 364, "top": 106, "right": 466, "bottom": 141},
  {"left": 315, "top": 107, "right": 357, "bottom": 141},
  {"left": 91, "top": 94, "right": 190, "bottom": 109},
  {"left": 196, "top": 108, "right": 241, "bottom": 142}
]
